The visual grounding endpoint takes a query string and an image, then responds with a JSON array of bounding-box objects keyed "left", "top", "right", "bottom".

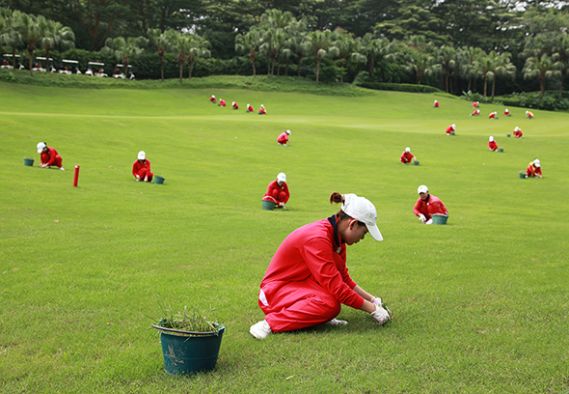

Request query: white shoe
[
  {"left": 249, "top": 320, "right": 271, "bottom": 339},
  {"left": 425, "top": 219, "right": 433, "bottom": 225},
  {"left": 60, "top": 167, "right": 65, "bottom": 171},
  {"left": 326, "top": 318, "right": 348, "bottom": 327}
]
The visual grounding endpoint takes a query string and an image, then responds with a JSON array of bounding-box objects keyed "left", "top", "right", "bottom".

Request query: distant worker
[
  {"left": 37, "top": 142, "right": 64, "bottom": 170},
  {"left": 513, "top": 126, "right": 523, "bottom": 139},
  {"left": 413, "top": 185, "right": 448, "bottom": 224},
  {"left": 488, "top": 111, "right": 498, "bottom": 119},
  {"left": 433, "top": 100, "right": 440, "bottom": 108},
  {"left": 471, "top": 109, "right": 480, "bottom": 116},
  {"left": 258, "top": 104, "right": 267, "bottom": 115},
  {"left": 488, "top": 136, "right": 498, "bottom": 152},
  {"left": 277, "top": 130, "right": 291, "bottom": 146},
  {"left": 472, "top": 101, "right": 480, "bottom": 108},
  {"left": 246, "top": 103, "right": 254, "bottom": 113},
  {"left": 526, "top": 110, "right": 534, "bottom": 119},
  {"left": 219, "top": 98, "right": 226, "bottom": 107},
  {"left": 504, "top": 108, "right": 511, "bottom": 117},
  {"left": 525, "top": 159, "right": 542, "bottom": 178},
  {"left": 209, "top": 95, "right": 217, "bottom": 104},
  {"left": 232, "top": 101, "right": 239, "bottom": 110},
  {"left": 445, "top": 123, "right": 456, "bottom": 136},
  {"left": 400, "top": 147, "right": 416, "bottom": 164},
  {"left": 132, "top": 151, "right": 153, "bottom": 182},
  {"left": 262, "top": 172, "right": 289, "bottom": 208}
]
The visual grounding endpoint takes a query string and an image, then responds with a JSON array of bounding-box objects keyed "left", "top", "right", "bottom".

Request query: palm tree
[
  {"left": 40, "top": 19, "right": 75, "bottom": 64},
  {"left": 490, "top": 52, "right": 516, "bottom": 98},
  {"left": 186, "top": 35, "right": 210, "bottom": 79},
  {"left": 258, "top": 9, "right": 295, "bottom": 76},
  {"left": 148, "top": 28, "right": 172, "bottom": 81},
  {"left": 523, "top": 53, "right": 562, "bottom": 95},
  {"left": 457, "top": 46, "right": 485, "bottom": 92},
  {"left": 302, "top": 30, "right": 338, "bottom": 82},
  {"left": 432, "top": 46, "right": 457, "bottom": 93},
  {"left": 171, "top": 32, "right": 191, "bottom": 82},
  {"left": 0, "top": 10, "right": 23, "bottom": 68},
  {"left": 235, "top": 29, "right": 262, "bottom": 76},
  {"left": 359, "top": 33, "right": 393, "bottom": 77},
  {"left": 103, "top": 36, "right": 148, "bottom": 75},
  {"left": 14, "top": 12, "right": 44, "bottom": 73},
  {"left": 403, "top": 36, "right": 435, "bottom": 85}
]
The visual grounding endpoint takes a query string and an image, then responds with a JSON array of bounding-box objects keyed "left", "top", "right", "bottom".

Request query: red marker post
[{"left": 73, "top": 165, "right": 80, "bottom": 187}]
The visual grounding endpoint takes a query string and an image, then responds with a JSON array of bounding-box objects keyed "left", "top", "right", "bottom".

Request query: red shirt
[
  {"left": 209, "top": 97, "right": 216, "bottom": 103},
  {"left": 489, "top": 112, "right": 496, "bottom": 119},
  {"left": 488, "top": 141, "right": 498, "bottom": 151},
  {"left": 219, "top": 99, "right": 226, "bottom": 107},
  {"left": 260, "top": 219, "right": 364, "bottom": 309},
  {"left": 504, "top": 109, "right": 510, "bottom": 116},
  {"left": 132, "top": 159, "right": 151, "bottom": 176},
  {"left": 264, "top": 180, "right": 289, "bottom": 203},
  {"left": 526, "top": 163, "right": 542, "bottom": 177},
  {"left": 232, "top": 102, "right": 239, "bottom": 110},
  {"left": 40, "top": 146, "right": 60, "bottom": 166},
  {"left": 514, "top": 130, "right": 523, "bottom": 138},
  {"left": 400, "top": 151, "right": 414, "bottom": 163},
  {"left": 277, "top": 132, "right": 289, "bottom": 144},
  {"left": 413, "top": 194, "right": 448, "bottom": 220},
  {"left": 259, "top": 107, "right": 267, "bottom": 115},
  {"left": 445, "top": 125, "right": 455, "bottom": 134},
  {"left": 433, "top": 101, "right": 439, "bottom": 107},
  {"left": 472, "top": 101, "right": 479, "bottom": 108},
  {"left": 527, "top": 112, "right": 534, "bottom": 118},
  {"left": 471, "top": 109, "right": 480, "bottom": 116},
  {"left": 247, "top": 105, "right": 254, "bottom": 112}
]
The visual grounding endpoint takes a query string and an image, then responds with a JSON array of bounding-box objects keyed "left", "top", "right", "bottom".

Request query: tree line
[{"left": 0, "top": 1, "right": 568, "bottom": 97}]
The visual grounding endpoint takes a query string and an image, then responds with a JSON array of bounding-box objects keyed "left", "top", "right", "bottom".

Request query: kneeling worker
[
  {"left": 277, "top": 130, "right": 291, "bottom": 146},
  {"left": 413, "top": 185, "right": 448, "bottom": 224},
  {"left": 132, "top": 151, "right": 153, "bottom": 182},
  {"left": 262, "top": 172, "right": 289, "bottom": 208},
  {"left": 400, "top": 147, "right": 417, "bottom": 164},
  {"left": 37, "top": 142, "right": 64, "bottom": 170}
]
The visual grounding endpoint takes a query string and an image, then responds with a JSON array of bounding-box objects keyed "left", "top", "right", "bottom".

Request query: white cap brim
[
  {"left": 37, "top": 148, "right": 43, "bottom": 153},
  {"left": 366, "top": 223, "right": 383, "bottom": 241}
]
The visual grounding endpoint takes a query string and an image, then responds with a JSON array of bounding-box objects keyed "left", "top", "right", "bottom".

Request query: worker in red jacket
[
  {"left": 258, "top": 104, "right": 267, "bottom": 115},
  {"left": 513, "top": 126, "right": 523, "bottom": 138},
  {"left": 132, "top": 151, "right": 153, "bottom": 182},
  {"left": 471, "top": 109, "right": 480, "bottom": 116},
  {"left": 526, "top": 110, "right": 534, "bottom": 119},
  {"left": 525, "top": 159, "right": 542, "bottom": 178},
  {"left": 472, "top": 101, "right": 480, "bottom": 108},
  {"left": 488, "top": 136, "right": 498, "bottom": 151},
  {"left": 433, "top": 99, "right": 440, "bottom": 108},
  {"left": 262, "top": 172, "right": 290, "bottom": 208},
  {"left": 232, "top": 101, "right": 239, "bottom": 110},
  {"left": 218, "top": 98, "right": 226, "bottom": 107},
  {"left": 400, "top": 147, "right": 416, "bottom": 164},
  {"left": 246, "top": 103, "right": 254, "bottom": 113},
  {"left": 209, "top": 94, "right": 216, "bottom": 104},
  {"left": 504, "top": 108, "right": 511, "bottom": 117},
  {"left": 37, "top": 142, "right": 64, "bottom": 170},
  {"left": 250, "top": 192, "right": 390, "bottom": 339},
  {"left": 445, "top": 123, "right": 456, "bottom": 135},
  {"left": 413, "top": 185, "right": 448, "bottom": 224},
  {"left": 277, "top": 129, "right": 291, "bottom": 146},
  {"left": 488, "top": 111, "right": 498, "bottom": 119}
]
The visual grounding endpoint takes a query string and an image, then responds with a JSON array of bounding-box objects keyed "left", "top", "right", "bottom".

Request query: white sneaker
[
  {"left": 249, "top": 320, "right": 271, "bottom": 339},
  {"left": 60, "top": 167, "right": 65, "bottom": 171},
  {"left": 326, "top": 318, "right": 348, "bottom": 327}
]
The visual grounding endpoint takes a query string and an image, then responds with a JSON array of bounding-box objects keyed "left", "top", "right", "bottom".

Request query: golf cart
[
  {"left": 87, "top": 61, "right": 106, "bottom": 77},
  {"left": 61, "top": 59, "right": 79, "bottom": 74}
]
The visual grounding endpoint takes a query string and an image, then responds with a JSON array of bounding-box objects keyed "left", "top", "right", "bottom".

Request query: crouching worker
[
  {"left": 488, "top": 136, "right": 498, "bottom": 151},
  {"left": 400, "top": 147, "right": 417, "bottom": 164},
  {"left": 37, "top": 142, "right": 64, "bottom": 170},
  {"left": 471, "top": 109, "right": 480, "bottom": 116},
  {"left": 413, "top": 185, "right": 448, "bottom": 224},
  {"left": 209, "top": 94, "right": 216, "bottom": 104},
  {"left": 277, "top": 129, "right": 291, "bottom": 146},
  {"left": 132, "top": 151, "right": 153, "bottom": 182},
  {"left": 526, "top": 159, "right": 542, "bottom": 178},
  {"left": 246, "top": 103, "right": 254, "bottom": 113},
  {"left": 513, "top": 126, "right": 523, "bottom": 139},
  {"left": 258, "top": 104, "right": 267, "bottom": 115},
  {"left": 250, "top": 192, "right": 391, "bottom": 340},
  {"left": 232, "top": 101, "right": 239, "bottom": 110},
  {"left": 262, "top": 172, "right": 289, "bottom": 208},
  {"left": 445, "top": 123, "right": 456, "bottom": 135},
  {"left": 526, "top": 110, "right": 534, "bottom": 119}
]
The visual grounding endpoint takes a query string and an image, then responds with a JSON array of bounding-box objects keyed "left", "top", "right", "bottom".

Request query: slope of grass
[{"left": 1, "top": 81, "right": 568, "bottom": 393}]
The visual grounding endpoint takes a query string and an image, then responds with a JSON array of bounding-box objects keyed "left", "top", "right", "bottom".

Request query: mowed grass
[{"left": 1, "top": 80, "right": 568, "bottom": 393}]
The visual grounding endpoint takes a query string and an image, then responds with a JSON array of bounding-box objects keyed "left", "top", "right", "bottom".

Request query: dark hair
[{"left": 329, "top": 192, "right": 365, "bottom": 226}]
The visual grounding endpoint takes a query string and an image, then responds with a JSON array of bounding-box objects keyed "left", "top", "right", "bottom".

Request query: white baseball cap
[
  {"left": 277, "top": 172, "right": 286, "bottom": 183},
  {"left": 341, "top": 193, "right": 383, "bottom": 241},
  {"left": 533, "top": 159, "right": 541, "bottom": 167},
  {"left": 405, "top": 147, "right": 411, "bottom": 152},
  {"left": 138, "top": 151, "right": 146, "bottom": 160},
  {"left": 285, "top": 129, "right": 291, "bottom": 135},
  {"left": 514, "top": 126, "right": 521, "bottom": 131},
  {"left": 451, "top": 123, "right": 456, "bottom": 129},
  {"left": 211, "top": 95, "right": 216, "bottom": 98},
  {"left": 417, "top": 185, "right": 428, "bottom": 194},
  {"left": 36, "top": 142, "right": 46, "bottom": 153},
  {"left": 489, "top": 136, "right": 494, "bottom": 142}
]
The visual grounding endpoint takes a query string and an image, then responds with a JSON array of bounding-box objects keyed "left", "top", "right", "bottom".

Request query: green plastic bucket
[
  {"left": 24, "top": 158, "right": 34, "bottom": 166},
  {"left": 154, "top": 176, "right": 165, "bottom": 185},
  {"left": 262, "top": 200, "right": 276, "bottom": 210},
  {"left": 519, "top": 172, "right": 527, "bottom": 179},
  {"left": 413, "top": 160, "right": 420, "bottom": 166},
  {"left": 498, "top": 148, "right": 504, "bottom": 153},
  {"left": 157, "top": 325, "right": 225, "bottom": 375},
  {"left": 432, "top": 214, "right": 448, "bottom": 225},
  {"left": 507, "top": 134, "right": 511, "bottom": 138}
]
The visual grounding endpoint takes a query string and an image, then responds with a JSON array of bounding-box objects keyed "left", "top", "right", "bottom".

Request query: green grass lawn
[{"left": 1, "top": 78, "right": 568, "bottom": 393}]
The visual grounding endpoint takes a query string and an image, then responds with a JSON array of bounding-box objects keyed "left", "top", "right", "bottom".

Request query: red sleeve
[
  {"left": 301, "top": 237, "right": 364, "bottom": 309},
  {"left": 132, "top": 161, "right": 139, "bottom": 176},
  {"left": 536, "top": 167, "right": 542, "bottom": 176},
  {"left": 265, "top": 181, "right": 277, "bottom": 197},
  {"left": 146, "top": 160, "right": 151, "bottom": 171},
  {"left": 432, "top": 200, "right": 448, "bottom": 215},
  {"left": 400, "top": 153, "right": 406, "bottom": 163},
  {"left": 46, "top": 148, "right": 57, "bottom": 165},
  {"left": 340, "top": 262, "right": 358, "bottom": 289},
  {"left": 413, "top": 198, "right": 423, "bottom": 216},
  {"left": 283, "top": 183, "right": 290, "bottom": 203}
]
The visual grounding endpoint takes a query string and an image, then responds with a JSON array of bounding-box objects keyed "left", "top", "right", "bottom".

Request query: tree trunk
[
  {"left": 160, "top": 53, "right": 164, "bottom": 81},
  {"left": 28, "top": 49, "right": 33, "bottom": 75},
  {"left": 492, "top": 78, "right": 496, "bottom": 99},
  {"left": 539, "top": 75, "right": 545, "bottom": 96},
  {"left": 467, "top": 78, "right": 472, "bottom": 92},
  {"left": 368, "top": 57, "right": 374, "bottom": 75},
  {"left": 297, "top": 56, "right": 303, "bottom": 76},
  {"left": 251, "top": 60, "right": 256, "bottom": 76},
  {"left": 483, "top": 75, "right": 488, "bottom": 97},
  {"left": 316, "top": 58, "right": 320, "bottom": 82},
  {"left": 179, "top": 63, "right": 183, "bottom": 82},
  {"left": 188, "top": 61, "right": 194, "bottom": 79},
  {"left": 444, "top": 73, "right": 449, "bottom": 92}
]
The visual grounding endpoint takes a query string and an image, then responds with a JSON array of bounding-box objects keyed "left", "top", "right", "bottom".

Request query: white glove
[
  {"left": 418, "top": 214, "right": 426, "bottom": 223},
  {"left": 370, "top": 304, "right": 391, "bottom": 326},
  {"left": 371, "top": 297, "right": 382, "bottom": 306}
]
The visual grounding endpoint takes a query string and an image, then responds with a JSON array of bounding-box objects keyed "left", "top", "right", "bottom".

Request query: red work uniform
[
  {"left": 445, "top": 125, "right": 455, "bottom": 135},
  {"left": 514, "top": 129, "right": 523, "bottom": 138},
  {"left": 263, "top": 180, "right": 289, "bottom": 205},
  {"left": 472, "top": 101, "right": 480, "bottom": 108},
  {"left": 247, "top": 104, "right": 254, "bottom": 113},
  {"left": 527, "top": 111, "right": 534, "bottom": 119},
  {"left": 277, "top": 132, "right": 289, "bottom": 145},
  {"left": 258, "top": 107, "right": 267, "bottom": 115},
  {"left": 400, "top": 151, "right": 414, "bottom": 164},
  {"left": 40, "top": 146, "right": 63, "bottom": 168},
  {"left": 232, "top": 102, "right": 239, "bottom": 110},
  {"left": 219, "top": 99, "right": 226, "bottom": 107},
  {"left": 413, "top": 194, "right": 448, "bottom": 221},
  {"left": 209, "top": 96, "right": 216, "bottom": 104},
  {"left": 471, "top": 109, "right": 480, "bottom": 116},
  {"left": 257, "top": 217, "right": 364, "bottom": 332},
  {"left": 489, "top": 112, "right": 497, "bottom": 119},
  {"left": 132, "top": 159, "right": 153, "bottom": 181},
  {"left": 504, "top": 109, "right": 511, "bottom": 116},
  {"left": 433, "top": 100, "right": 440, "bottom": 108},
  {"left": 526, "top": 162, "right": 542, "bottom": 177},
  {"left": 488, "top": 141, "right": 498, "bottom": 151}
]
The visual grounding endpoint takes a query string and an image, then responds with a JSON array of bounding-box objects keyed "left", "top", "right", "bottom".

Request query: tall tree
[
  {"left": 148, "top": 28, "right": 172, "bottom": 80},
  {"left": 39, "top": 19, "right": 75, "bottom": 62},
  {"left": 302, "top": 29, "right": 339, "bottom": 82},
  {"left": 235, "top": 28, "right": 262, "bottom": 76},
  {"left": 102, "top": 35, "right": 148, "bottom": 73},
  {"left": 523, "top": 53, "right": 562, "bottom": 95},
  {"left": 14, "top": 12, "right": 44, "bottom": 73},
  {"left": 458, "top": 46, "right": 485, "bottom": 92}
]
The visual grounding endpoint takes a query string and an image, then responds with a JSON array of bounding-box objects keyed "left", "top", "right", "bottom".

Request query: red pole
[{"left": 73, "top": 165, "right": 80, "bottom": 187}]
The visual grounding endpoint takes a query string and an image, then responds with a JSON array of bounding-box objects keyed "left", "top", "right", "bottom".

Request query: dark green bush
[
  {"left": 501, "top": 92, "right": 569, "bottom": 111},
  {"left": 356, "top": 81, "right": 440, "bottom": 93}
]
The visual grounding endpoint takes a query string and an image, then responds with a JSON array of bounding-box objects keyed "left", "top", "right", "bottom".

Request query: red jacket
[
  {"left": 504, "top": 109, "right": 510, "bottom": 116},
  {"left": 132, "top": 159, "right": 151, "bottom": 176},
  {"left": 209, "top": 96, "right": 216, "bottom": 103},
  {"left": 489, "top": 112, "right": 497, "bottom": 119},
  {"left": 263, "top": 180, "right": 289, "bottom": 203},
  {"left": 526, "top": 162, "right": 542, "bottom": 177},
  {"left": 514, "top": 130, "right": 523, "bottom": 138},
  {"left": 445, "top": 125, "right": 455, "bottom": 134},
  {"left": 232, "top": 102, "right": 239, "bottom": 110},
  {"left": 413, "top": 194, "right": 448, "bottom": 220},
  {"left": 527, "top": 111, "right": 534, "bottom": 118},
  {"left": 488, "top": 141, "right": 498, "bottom": 151},
  {"left": 471, "top": 109, "right": 480, "bottom": 116},
  {"left": 277, "top": 132, "right": 289, "bottom": 144},
  {"left": 40, "top": 146, "right": 61, "bottom": 166},
  {"left": 259, "top": 107, "right": 267, "bottom": 115},
  {"left": 472, "top": 101, "right": 479, "bottom": 108},
  {"left": 260, "top": 219, "right": 364, "bottom": 309},
  {"left": 400, "top": 151, "right": 414, "bottom": 164},
  {"left": 433, "top": 101, "right": 439, "bottom": 108},
  {"left": 219, "top": 99, "right": 226, "bottom": 107},
  {"left": 247, "top": 105, "right": 254, "bottom": 112}
]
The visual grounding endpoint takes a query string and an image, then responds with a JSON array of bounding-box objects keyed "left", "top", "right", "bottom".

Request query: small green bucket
[
  {"left": 519, "top": 172, "right": 527, "bottom": 179},
  {"left": 507, "top": 134, "right": 511, "bottom": 138},
  {"left": 156, "top": 325, "right": 225, "bottom": 375},
  {"left": 154, "top": 175, "right": 165, "bottom": 185},
  {"left": 432, "top": 214, "right": 448, "bottom": 225},
  {"left": 262, "top": 200, "right": 276, "bottom": 210},
  {"left": 413, "top": 160, "right": 420, "bottom": 166},
  {"left": 24, "top": 158, "right": 34, "bottom": 167},
  {"left": 498, "top": 148, "right": 504, "bottom": 153}
]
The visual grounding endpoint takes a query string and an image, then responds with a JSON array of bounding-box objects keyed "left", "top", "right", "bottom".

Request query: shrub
[
  {"left": 501, "top": 92, "right": 569, "bottom": 111},
  {"left": 356, "top": 81, "right": 440, "bottom": 93}
]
